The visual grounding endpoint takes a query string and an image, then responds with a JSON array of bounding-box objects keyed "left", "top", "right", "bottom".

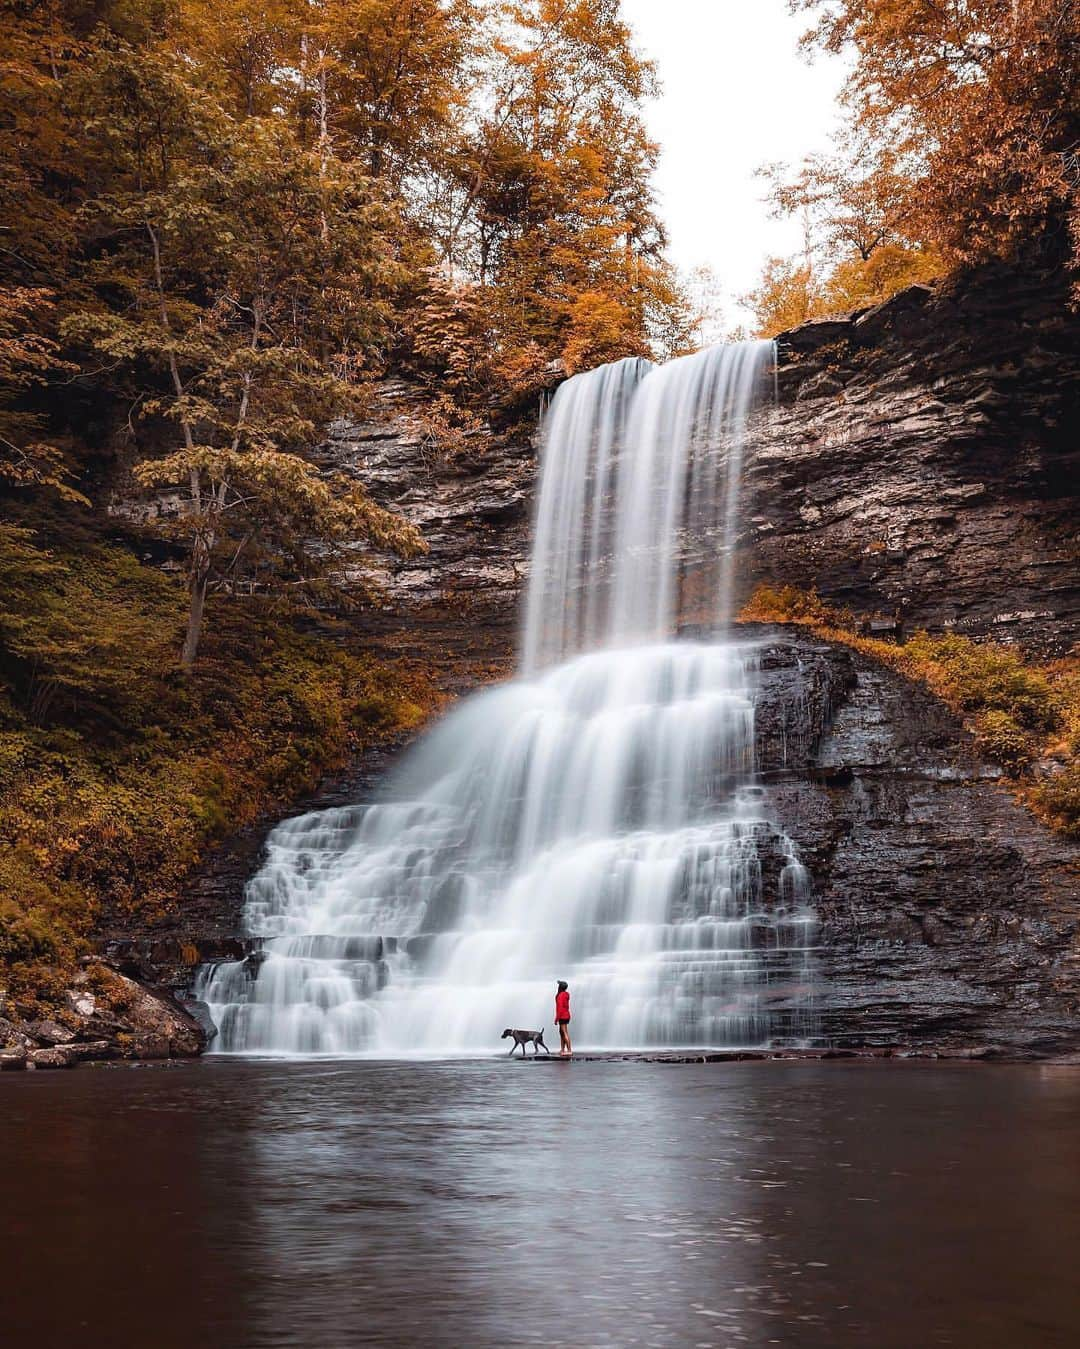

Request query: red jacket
[{"left": 555, "top": 990, "right": 570, "bottom": 1021}]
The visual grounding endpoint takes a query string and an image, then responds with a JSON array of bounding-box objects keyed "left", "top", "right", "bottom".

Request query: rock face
[
  {"left": 741, "top": 255, "right": 1080, "bottom": 655},
  {"left": 317, "top": 380, "right": 535, "bottom": 663},
  {"left": 747, "top": 627, "right": 1080, "bottom": 1055},
  {"left": 0, "top": 968, "right": 207, "bottom": 1068},
  {"left": 320, "top": 257, "right": 1080, "bottom": 661}
]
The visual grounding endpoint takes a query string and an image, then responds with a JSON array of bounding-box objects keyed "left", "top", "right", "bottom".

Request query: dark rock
[
  {"left": 28, "top": 1046, "right": 78, "bottom": 1069},
  {"left": 69, "top": 1040, "right": 114, "bottom": 1063},
  {"left": 0, "top": 1044, "right": 28, "bottom": 1070},
  {"left": 80, "top": 971, "right": 207, "bottom": 1059},
  {"left": 749, "top": 255, "right": 1080, "bottom": 655},
  {"left": 178, "top": 998, "right": 218, "bottom": 1044},
  {"left": 322, "top": 381, "right": 533, "bottom": 661},
  {"left": 753, "top": 630, "right": 1080, "bottom": 1055},
  {"left": 24, "top": 1019, "right": 76, "bottom": 1047},
  {"left": 0, "top": 1016, "right": 24, "bottom": 1048}
]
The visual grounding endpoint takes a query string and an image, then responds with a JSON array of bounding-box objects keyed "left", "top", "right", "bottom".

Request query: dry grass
[{"left": 741, "top": 584, "right": 1080, "bottom": 837}]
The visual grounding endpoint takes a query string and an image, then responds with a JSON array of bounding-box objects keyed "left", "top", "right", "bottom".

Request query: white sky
[{"left": 620, "top": 0, "right": 849, "bottom": 329}]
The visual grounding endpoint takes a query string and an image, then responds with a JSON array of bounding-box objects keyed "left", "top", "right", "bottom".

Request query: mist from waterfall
[{"left": 197, "top": 340, "right": 820, "bottom": 1054}]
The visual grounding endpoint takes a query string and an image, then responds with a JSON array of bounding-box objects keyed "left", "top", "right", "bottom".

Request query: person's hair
[{"left": 557, "top": 980, "right": 568, "bottom": 992}]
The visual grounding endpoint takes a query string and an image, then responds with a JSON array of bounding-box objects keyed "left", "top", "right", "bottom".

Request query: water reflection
[{"left": 3, "top": 1062, "right": 1080, "bottom": 1347}]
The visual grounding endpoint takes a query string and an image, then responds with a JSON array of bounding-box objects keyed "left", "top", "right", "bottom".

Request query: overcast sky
[{"left": 620, "top": 0, "right": 849, "bottom": 328}]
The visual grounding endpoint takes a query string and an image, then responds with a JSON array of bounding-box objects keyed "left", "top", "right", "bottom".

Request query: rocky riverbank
[{"left": 0, "top": 964, "right": 206, "bottom": 1070}]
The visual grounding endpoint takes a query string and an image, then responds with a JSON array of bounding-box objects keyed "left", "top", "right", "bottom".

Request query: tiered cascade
[{"left": 198, "top": 341, "right": 820, "bottom": 1053}]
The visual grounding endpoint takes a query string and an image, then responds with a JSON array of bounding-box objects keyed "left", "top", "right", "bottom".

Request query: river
[{"left": 4, "top": 1060, "right": 1079, "bottom": 1347}]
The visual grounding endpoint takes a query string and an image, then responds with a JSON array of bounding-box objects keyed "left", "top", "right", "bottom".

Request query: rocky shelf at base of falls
[
  {"left": 744, "top": 628, "right": 1080, "bottom": 1056},
  {"left": 101, "top": 624, "right": 1080, "bottom": 1061}
]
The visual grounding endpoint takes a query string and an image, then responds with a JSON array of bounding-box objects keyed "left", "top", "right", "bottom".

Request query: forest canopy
[
  {"left": 2, "top": 0, "right": 697, "bottom": 663},
  {"left": 745, "top": 0, "right": 1080, "bottom": 335}
]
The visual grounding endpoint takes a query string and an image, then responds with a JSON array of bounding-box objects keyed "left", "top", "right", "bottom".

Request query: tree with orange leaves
[
  {"left": 746, "top": 1, "right": 1080, "bottom": 334},
  {"left": 795, "top": 0, "right": 1080, "bottom": 270}
]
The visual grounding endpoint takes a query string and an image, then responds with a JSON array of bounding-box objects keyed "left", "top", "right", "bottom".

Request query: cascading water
[{"left": 197, "top": 340, "right": 820, "bottom": 1054}]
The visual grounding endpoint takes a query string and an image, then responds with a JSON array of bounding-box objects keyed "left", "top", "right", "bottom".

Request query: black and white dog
[{"left": 501, "top": 1027, "right": 551, "bottom": 1056}]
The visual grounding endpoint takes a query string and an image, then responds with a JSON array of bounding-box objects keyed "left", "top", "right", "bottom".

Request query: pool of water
[{"left": 3, "top": 1059, "right": 1079, "bottom": 1347}]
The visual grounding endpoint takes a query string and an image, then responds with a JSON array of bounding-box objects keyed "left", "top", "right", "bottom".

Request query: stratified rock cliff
[
  {"left": 743, "top": 254, "right": 1080, "bottom": 655},
  {"left": 318, "top": 253, "right": 1080, "bottom": 661},
  {"left": 749, "top": 628, "right": 1079, "bottom": 1055},
  {"left": 315, "top": 380, "right": 535, "bottom": 666}
]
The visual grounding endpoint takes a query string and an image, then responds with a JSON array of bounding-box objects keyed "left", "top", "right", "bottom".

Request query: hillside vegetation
[
  {"left": 742, "top": 585, "right": 1080, "bottom": 839},
  {"left": 0, "top": 0, "right": 685, "bottom": 1011},
  {"left": 0, "top": 510, "right": 436, "bottom": 1018}
]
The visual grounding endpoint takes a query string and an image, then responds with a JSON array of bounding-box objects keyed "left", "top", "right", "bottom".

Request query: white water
[{"left": 198, "top": 341, "right": 819, "bottom": 1054}]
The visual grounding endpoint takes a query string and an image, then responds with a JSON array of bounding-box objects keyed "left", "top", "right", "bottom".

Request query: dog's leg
[{"left": 508, "top": 1041, "right": 516, "bottom": 1056}]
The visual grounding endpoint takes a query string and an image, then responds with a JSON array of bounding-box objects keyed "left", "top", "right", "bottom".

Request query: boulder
[
  {"left": 28, "top": 1046, "right": 78, "bottom": 1069},
  {"left": 24, "top": 1019, "right": 76, "bottom": 1046},
  {"left": 82, "top": 972, "right": 206, "bottom": 1058},
  {"left": 70, "top": 1040, "right": 114, "bottom": 1062},
  {"left": 0, "top": 1044, "right": 28, "bottom": 1071},
  {"left": 65, "top": 990, "right": 97, "bottom": 1019}
]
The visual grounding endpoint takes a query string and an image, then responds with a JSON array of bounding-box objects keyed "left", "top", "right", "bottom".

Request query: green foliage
[
  {"left": 900, "top": 632, "right": 1061, "bottom": 737},
  {"left": 0, "top": 524, "right": 436, "bottom": 1018}
]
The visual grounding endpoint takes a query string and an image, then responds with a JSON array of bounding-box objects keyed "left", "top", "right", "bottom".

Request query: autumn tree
[
  {"left": 742, "top": 257, "right": 820, "bottom": 339},
  {"left": 411, "top": 0, "right": 683, "bottom": 391},
  {"left": 63, "top": 41, "right": 423, "bottom": 668},
  {"left": 746, "top": 1, "right": 1079, "bottom": 334},
  {"left": 2, "top": 0, "right": 682, "bottom": 671},
  {"left": 795, "top": 0, "right": 1080, "bottom": 269},
  {"left": 747, "top": 138, "right": 941, "bottom": 334}
]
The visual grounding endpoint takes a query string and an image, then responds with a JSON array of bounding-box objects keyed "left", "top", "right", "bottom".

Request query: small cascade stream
[{"left": 198, "top": 341, "right": 820, "bottom": 1053}]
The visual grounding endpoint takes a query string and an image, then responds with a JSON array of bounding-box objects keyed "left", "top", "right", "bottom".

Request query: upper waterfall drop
[
  {"left": 522, "top": 341, "right": 776, "bottom": 671},
  {"left": 197, "top": 340, "right": 819, "bottom": 1055}
]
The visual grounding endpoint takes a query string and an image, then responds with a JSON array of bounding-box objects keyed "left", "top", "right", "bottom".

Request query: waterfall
[{"left": 197, "top": 340, "right": 819, "bottom": 1054}]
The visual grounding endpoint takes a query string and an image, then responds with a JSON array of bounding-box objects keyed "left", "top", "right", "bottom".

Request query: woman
[{"left": 555, "top": 980, "right": 572, "bottom": 1056}]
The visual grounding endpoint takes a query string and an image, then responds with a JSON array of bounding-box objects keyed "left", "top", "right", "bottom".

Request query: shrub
[{"left": 1029, "top": 765, "right": 1080, "bottom": 839}]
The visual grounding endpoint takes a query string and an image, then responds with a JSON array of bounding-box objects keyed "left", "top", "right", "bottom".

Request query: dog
[{"left": 501, "top": 1027, "right": 551, "bottom": 1056}]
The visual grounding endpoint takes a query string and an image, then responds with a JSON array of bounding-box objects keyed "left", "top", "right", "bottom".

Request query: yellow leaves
[
  {"left": 797, "top": 0, "right": 1080, "bottom": 271},
  {"left": 741, "top": 258, "right": 819, "bottom": 339},
  {"left": 1, "top": 527, "right": 445, "bottom": 1015},
  {"left": 560, "top": 290, "right": 639, "bottom": 374},
  {"left": 742, "top": 244, "right": 942, "bottom": 337}
]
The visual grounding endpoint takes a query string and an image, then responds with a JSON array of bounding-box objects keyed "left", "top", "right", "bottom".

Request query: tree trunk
[{"left": 181, "top": 566, "right": 210, "bottom": 672}]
